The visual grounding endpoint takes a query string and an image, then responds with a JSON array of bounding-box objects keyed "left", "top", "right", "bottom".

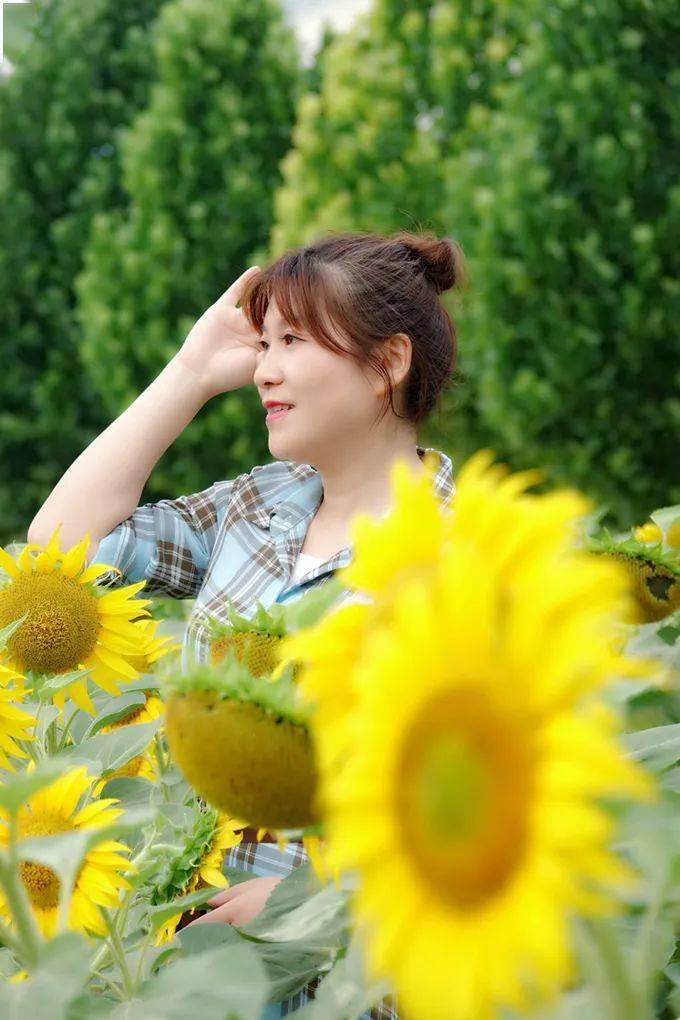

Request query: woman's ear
[{"left": 379, "top": 332, "right": 413, "bottom": 392}]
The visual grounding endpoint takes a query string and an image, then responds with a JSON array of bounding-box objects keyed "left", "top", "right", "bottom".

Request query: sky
[
  {"left": 1, "top": 0, "right": 374, "bottom": 75},
  {"left": 282, "top": 0, "right": 372, "bottom": 66}
]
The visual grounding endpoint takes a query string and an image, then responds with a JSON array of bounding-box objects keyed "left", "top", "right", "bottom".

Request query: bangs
[{"left": 241, "top": 252, "right": 352, "bottom": 356}]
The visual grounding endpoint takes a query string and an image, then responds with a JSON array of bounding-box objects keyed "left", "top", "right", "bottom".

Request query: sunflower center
[
  {"left": 18, "top": 812, "right": 74, "bottom": 911},
  {"left": 411, "top": 737, "right": 490, "bottom": 842},
  {"left": 0, "top": 573, "right": 101, "bottom": 674},
  {"left": 396, "top": 685, "right": 535, "bottom": 911}
]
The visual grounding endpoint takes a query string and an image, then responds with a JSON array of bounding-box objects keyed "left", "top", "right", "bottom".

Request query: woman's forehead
[{"left": 262, "top": 297, "right": 303, "bottom": 335}]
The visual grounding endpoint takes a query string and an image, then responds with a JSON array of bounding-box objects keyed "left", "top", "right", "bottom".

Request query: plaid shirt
[{"left": 96, "top": 446, "right": 454, "bottom": 1018}]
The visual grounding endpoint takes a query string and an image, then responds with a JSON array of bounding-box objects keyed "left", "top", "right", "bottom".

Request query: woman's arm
[
  {"left": 27, "top": 265, "right": 262, "bottom": 561},
  {"left": 27, "top": 357, "right": 211, "bottom": 560}
]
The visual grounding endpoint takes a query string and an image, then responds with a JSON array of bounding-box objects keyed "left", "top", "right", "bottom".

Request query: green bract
[{"left": 159, "top": 657, "right": 310, "bottom": 729}]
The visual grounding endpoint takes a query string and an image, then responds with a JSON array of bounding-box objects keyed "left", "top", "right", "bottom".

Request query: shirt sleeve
[{"left": 93, "top": 477, "right": 238, "bottom": 599}]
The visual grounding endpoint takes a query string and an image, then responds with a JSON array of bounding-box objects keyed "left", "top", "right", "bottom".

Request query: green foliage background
[
  {"left": 0, "top": 0, "right": 677, "bottom": 544},
  {"left": 0, "top": 0, "right": 170, "bottom": 540},
  {"left": 442, "top": 0, "right": 680, "bottom": 524}
]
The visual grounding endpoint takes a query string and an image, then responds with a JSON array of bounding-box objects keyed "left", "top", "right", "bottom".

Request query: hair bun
[{"left": 395, "top": 230, "right": 466, "bottom": 295}]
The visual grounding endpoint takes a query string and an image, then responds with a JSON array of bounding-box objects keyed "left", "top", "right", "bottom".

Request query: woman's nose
[{"left": 253, "top": 349, "right": 283, "bottom": 387}]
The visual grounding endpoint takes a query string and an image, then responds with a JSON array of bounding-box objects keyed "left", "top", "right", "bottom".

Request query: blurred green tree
[
  {"left": 443, "top": 0, "right": 680, "bottom": 524},
  {"left": 0, "top": 0, "right": 169, "bottom": 543},
  {"left": 75, "top": 0, "right": 302, "bottom": 505}
]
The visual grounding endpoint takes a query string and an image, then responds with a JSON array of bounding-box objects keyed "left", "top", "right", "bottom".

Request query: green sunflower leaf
[
  {"left": 82, "top": 690, "right": 149, "bottom": 739},
  {"left": 0, "top": 612, "right": 29, "bottom": 650},
  {"left": 0, "top": 758, "right": 65, "bottom": 815},
  {"left": 56, "top": 718, "right": 162, "bottom": 775},
  {"left": 109, "top": 941, "right": 268, "bottom": 1020},
  {"left": 621, "top": 723, "right": 680, "bottom": 772},
  {"left": 0, "top": 932, "right": 91, "bottom": 1020},
  {"left": 146, "top": 885, "right": 228, "bottom": 934}
]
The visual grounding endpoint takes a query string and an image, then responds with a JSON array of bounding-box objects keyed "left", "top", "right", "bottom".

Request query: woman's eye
[{"left": 258, "top": 333, "right": 301, "bottom": 351}]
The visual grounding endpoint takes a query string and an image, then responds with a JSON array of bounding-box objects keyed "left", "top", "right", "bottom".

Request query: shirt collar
[{"left": 249, "top": 447, "right": 454, "bottom": 534}]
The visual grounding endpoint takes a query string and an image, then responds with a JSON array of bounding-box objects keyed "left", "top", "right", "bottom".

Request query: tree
[
  {"left": 75, "top": 0, "right": 302, "bottom": 503},
  {"left": 443, "top": 0, "right": 680, "bottom": 524},
  {"left": 0, "top": 0, "right": 169, "bottom": 543}
]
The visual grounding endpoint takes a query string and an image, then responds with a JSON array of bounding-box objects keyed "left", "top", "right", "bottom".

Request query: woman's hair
[{"left": 241, "top": 229, "right": 467, "bottom": 427}]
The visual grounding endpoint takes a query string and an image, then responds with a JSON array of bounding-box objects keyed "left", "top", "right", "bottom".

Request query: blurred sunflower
[
  {"left": 276, "top": 450, "right": 653, "bottom": 773},
  {"left": 279, "top": 450, "right": 658, "bottom": 1020},
  {"left": 587, "top": 520, "right": 680, "bottom": 623},
  {"left": 0, "top": 526, "right": 154, "bottom": 713},
  {"left": 154, "top": 807, "right": 244, "bottom": 944},
  {"left": 302, "top": 834, "right": 340, "bottom": 887},
  {"left": 0, "top": 765, "right": 133, "bottom": 938}
]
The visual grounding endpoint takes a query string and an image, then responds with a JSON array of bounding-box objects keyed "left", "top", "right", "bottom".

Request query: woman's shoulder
[{"left": 211, "top": 458, "right": 319, "bottom": 526}]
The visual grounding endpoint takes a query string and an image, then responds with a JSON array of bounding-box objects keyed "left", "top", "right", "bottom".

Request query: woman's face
[{"left": 253, "top": 297, "right": 384, "bottom": 466}]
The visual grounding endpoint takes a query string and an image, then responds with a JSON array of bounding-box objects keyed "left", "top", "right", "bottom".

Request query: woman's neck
[{"left": 312, "top": 434, "right": 426, "bottom": 525}]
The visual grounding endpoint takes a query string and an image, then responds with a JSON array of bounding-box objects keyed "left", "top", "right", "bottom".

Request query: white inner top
[{"left": 290, "top": 550, "right": 325, "bottom": 584}]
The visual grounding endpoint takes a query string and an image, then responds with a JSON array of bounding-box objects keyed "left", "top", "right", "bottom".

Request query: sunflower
[
  {"left": 93, "top": 693, "right": 165, "bottom": 790},
  {"left": 0, "top": 765, "right": 133, "bottom": 938},
  {"left": 277, "top": 451, "right": 651, "bottom": 774},
  {"left": 163, "top": 661, "right": 319, "bottom": 830},
  {"left": 206, "top": 597, "right": 293, "bottom": 679},
  {"left": 280, "top": 450, "right": 658, "bottom": 1020},
  {"left": 0, "top": 664, "right": 35, "bottom": 770},
  {"left": 586, "top": 524, "right": 680, "bottom": 623},
  {"left": 154, "top": 807, "right": 243, "bottom": 944},
  {"left": 302, "top": 834, "right": 341, "bottom": 888},
  {"left": 615, "top": 554, "right": 680, "bottom": 622},
  {"left": 125, "top": 617, "right": 181, "bottom": 674},
  {"left": 271, "top": 453, "right": 453, "bottom": 770},
  {"left": 335, "top": 449, "right": 449, "bottom": 600},
  {"left": 0, "top": 525, "right": 153, "bottom": 713}
]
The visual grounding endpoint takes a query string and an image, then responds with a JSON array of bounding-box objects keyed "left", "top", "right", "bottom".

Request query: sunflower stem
[
  {"left": 90, "top": 966, "right": 126, "bottom": 1001},
  {"left": 17, "top": 738, "right": 42, "bottom": 763},
  {"left": 133, "top": 925, "right": 156, "bottom": 987},
  {"left": 90, "top": 938, "right": 113, "bottom": 974},
  {"left": 153, "top": 733, "right": 167, "bottom": 776},
  {"left": 101, "top": 906, "right": 135, "bottom": 998},
  {"left": 95, "top": 816, "right": 164, "bottom": 994},
  {"left": 56, "top": 706, "right": 80, "bottom": 751},
  {"left": 45, "top": 718, "right": 58, "bottom": 757}
]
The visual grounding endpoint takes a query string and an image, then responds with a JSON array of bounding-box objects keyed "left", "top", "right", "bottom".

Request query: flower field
[{"left": 0, "top": 450, "right": 678, "bottom": 1019}]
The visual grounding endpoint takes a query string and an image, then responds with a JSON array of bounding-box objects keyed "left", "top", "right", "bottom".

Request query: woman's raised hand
[{"left": 174, "top": 266, "right": 263, "bottom": 400}]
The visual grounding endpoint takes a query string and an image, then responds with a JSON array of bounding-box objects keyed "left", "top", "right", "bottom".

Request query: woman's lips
[{"left": 265, "top": 405, "right": 293, "bottom": 424}]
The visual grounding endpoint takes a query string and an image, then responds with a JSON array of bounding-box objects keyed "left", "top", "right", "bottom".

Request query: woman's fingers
[
  {"left": 222, "top": 266, "right": 260, "bottom": 307},
  {"left": 186, "top": 901, "right": 235, "bottom": 927},
  {"left": 207, "top": 886, "right": 238, "bottom": 907}
]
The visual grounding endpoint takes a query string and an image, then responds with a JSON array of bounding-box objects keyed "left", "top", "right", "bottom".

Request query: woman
[{"left": 28, "top": 228, "right": 465, "bottom": 1017}]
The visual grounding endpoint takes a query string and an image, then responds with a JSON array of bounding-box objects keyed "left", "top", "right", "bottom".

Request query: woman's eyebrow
[{"left": 261, "top": 324, "right": 304, "bottom": 338}]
